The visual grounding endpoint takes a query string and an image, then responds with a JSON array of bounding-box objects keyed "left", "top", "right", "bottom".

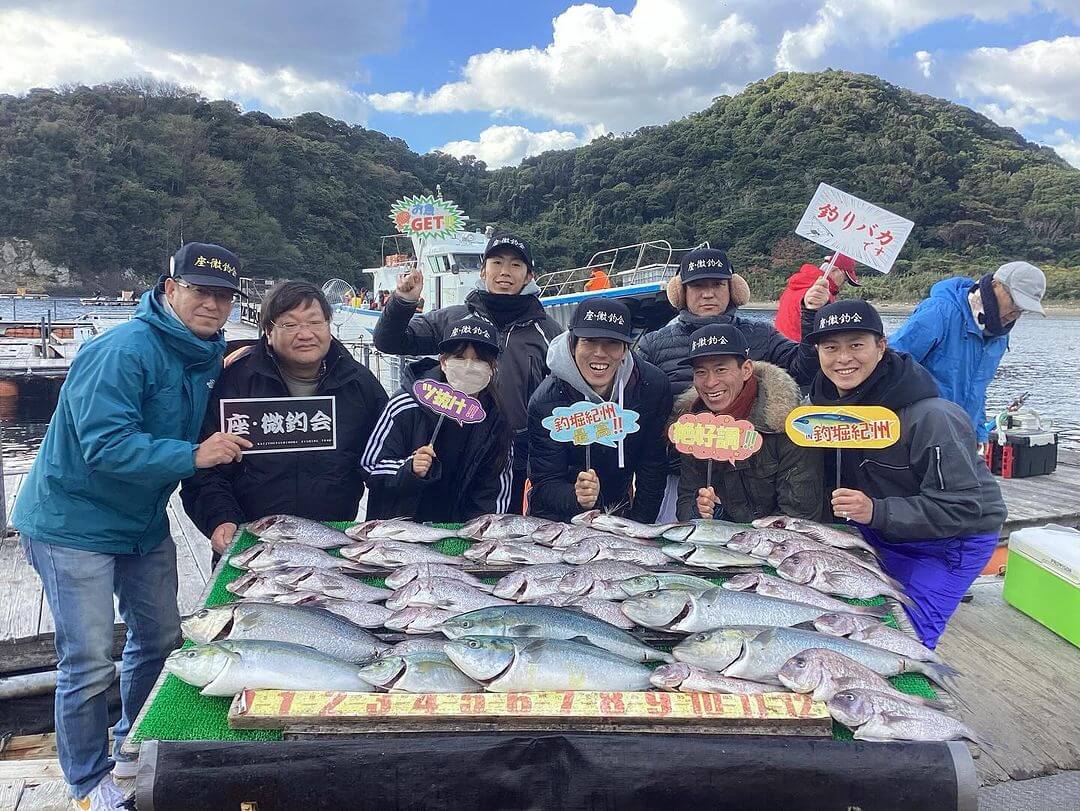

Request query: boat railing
[{"left": 535, "top": 240, "right": 706, "bottom": 297}]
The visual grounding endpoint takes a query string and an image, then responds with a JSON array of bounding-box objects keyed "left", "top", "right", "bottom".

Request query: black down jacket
[{"left": 180, "top": 338, "right": 388, "bottom": 536}]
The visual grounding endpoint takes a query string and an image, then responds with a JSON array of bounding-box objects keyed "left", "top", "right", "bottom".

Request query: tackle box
[
  {"left": 1003, "top": 525, "right": 1080, "bottom": 648},
  {"left": 984, "top": 429, "right": 1058, "bottom": 478}
]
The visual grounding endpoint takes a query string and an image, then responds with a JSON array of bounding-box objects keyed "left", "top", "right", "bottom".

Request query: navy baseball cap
[
  {"left": 170, "top": 243, "right": 242, "bottom": 293},
  {"left": 570, "top": 297, "right": 633, "bottom": 343},
  {"left": 679, "top": 248, "right": 733, "bottom": 284},
  {"left": 805, "top": 299, "right": 885, "bottom": 343},
  {"left": 439, "top": 314, "right": 502, "bottom": 354},
  {"left": 483, "top": 231, "right": 533, "bottom": 273},
  {"left": 679, "top": 325, "right": 751, "bottom": 366}
]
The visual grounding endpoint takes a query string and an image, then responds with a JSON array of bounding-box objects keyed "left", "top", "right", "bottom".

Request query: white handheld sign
[{"left": 796, "top": 183, "right": 914, "bottom": 274}]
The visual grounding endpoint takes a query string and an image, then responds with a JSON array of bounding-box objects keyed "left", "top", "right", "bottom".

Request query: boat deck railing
[{"left": 535, "top": 240, "right": 706, "bottom": 297}]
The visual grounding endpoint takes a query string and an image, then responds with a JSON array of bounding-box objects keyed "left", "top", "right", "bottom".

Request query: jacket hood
[
  {"left": 135, "top": 289, "right": 226, "bottom": 364},
  {"left": 673, "top": 305, "right": 739, "bottom": 330},
  {"left": 669, "top": 361, "right": 799, "bottom": 434},
  {"left": 796, "top": 263, "right": 840, "bottom": 295},
  {"left": 929, "top": 277, "right": 981, "bottom": 332},
  {"left": 399, "top": 357, "right": 445, "bottom": 397},
  {"left": 810, "top": 350, "right": 940, "bottom": 412},
  {"left": 546, "top": 330, "right": 636, "bottom": 405}
]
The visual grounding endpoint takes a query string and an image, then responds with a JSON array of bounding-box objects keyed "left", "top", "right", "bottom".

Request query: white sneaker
[
  {"left": 111, "top": 754, "right": 139, "bottom": 780},
  {"left": 72, "top": 774, "right": 129, "bottom": 810}
]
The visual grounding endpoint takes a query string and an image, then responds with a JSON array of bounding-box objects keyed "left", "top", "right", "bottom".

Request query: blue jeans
[
  {"left": 21, "top": 535, "right": 180, "bottom": 799},
  {"left": 856, "top": 526, "right": 997, "bottom": 649}
]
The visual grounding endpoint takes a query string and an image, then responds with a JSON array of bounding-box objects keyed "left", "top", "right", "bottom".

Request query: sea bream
[
  {"left": 557, "top": 562, "right": 649, "bottom": 597},
  {"left": 722, "top": 573, "right": 888, "bottom": 617},
  {"left": 180, "top": 602, "right": 389, "bottom": 663},
  {"left": 649, "top": 663, "right": 778, "bottom": 695},
  {"left": 345, "top": 519, "right": 464, "bottom": 544},
  {"left": 230, "top": 542, "right": 369, "bottom": 574},
  {"left": 340, "top": 539, "right": 467, "bottom": 568},
  {"left": 165, "top": 640, "right": 371, "bottom": 696},
  {"left": 813, "top": 614, "right": 944, "bottom": 664},
  {"left": 660, "top": 543, "right": 762, "bottom": 570},
  {"left": 384, "top": 606, "right": 460, "bottom": 634},
  {"left": 438, "top": 605, "right": 672, "bottom": 663},
  {"left": 463, "top": 540, "right": 564, "bottom": 566},
  {"left": 492, "top": 565, "right": 576, "bottom": 602},
  {"left": 561, "top": 537, "right": 671, "bottom": 567},
  {"left": 384, "top": 576, "right": 512, "bottom": 613},
  {"left": 619, "top": 587, "right": 858, "bottom": 632},
  {"left": 246, "top": 515, "right": 353, "bottom": 549},
  {"left": 445, "top": 636, "right": 653, "bottom": 692},
  {"left": 384, "top": 563, "right": 493, "bottom": 592},
  {"left": 264, "top": 567, "right": 394, "bottom": 603},
  {"left": 751, "top": 515, "right": 878, "bottom": 554},
  {"left": 267, "top": 591, "right": 394, "bottom": 628},
  {"left": 763, "top": 536, "right": 889, "bottom": 577},
  {"left": 727, "top": 528, "right": 824, "bottom": 558},
  {"left": 358, "top": 651, "right": 482, "bottom": 693},
  {"left": 827, "top": 689, "right": 988, "bottom": 745},
  {"left": 225, "top": 570, "right": 304, "bottom": 600},
  {"left": 777, "top": 648, "right": 949, "bottom": 709},
  {"left": 571, "top": 509, "right": 690, "bottom": 540},
  {"left": 458, "top": 514, "right": 566, "bottom": 544},
  {"left": 776, "top": 551, "right": 913, "bottom": 605}
]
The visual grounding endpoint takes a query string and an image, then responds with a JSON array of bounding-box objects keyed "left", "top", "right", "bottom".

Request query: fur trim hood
[{"left": 668, "top": 361, "right": 799, "bottom": 434}]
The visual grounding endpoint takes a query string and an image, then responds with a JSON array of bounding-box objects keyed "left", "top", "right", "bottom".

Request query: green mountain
[{"left": 1, "top": 71, "right": 1078, "bottom": 299}]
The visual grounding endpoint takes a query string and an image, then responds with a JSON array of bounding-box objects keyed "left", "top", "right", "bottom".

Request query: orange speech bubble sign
[{"left": 667, "top": 413, "right": 763, "bottom": 465}]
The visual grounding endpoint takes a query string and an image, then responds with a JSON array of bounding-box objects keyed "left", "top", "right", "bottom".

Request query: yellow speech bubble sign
[{"left": 785, "top": 406, "right": 901, "bottom": 449}]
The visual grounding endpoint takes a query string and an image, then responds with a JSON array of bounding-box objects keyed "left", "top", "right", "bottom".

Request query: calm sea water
[{"left": 2, "top": 300, "right": 1077, "bottom": 467}]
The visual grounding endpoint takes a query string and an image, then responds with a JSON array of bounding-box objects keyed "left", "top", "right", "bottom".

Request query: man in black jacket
[
  {"left": 181, "top": 282, "right": 388, "bottom": 553},
  {"left": 527, "top": 298, "right": 673, "bottom": 523},
  {"left": 638, "top": 247, "right": 822, "bottom": 394},
  {"left": 373, "top": 231, "right": 563, "bottom": 514}
]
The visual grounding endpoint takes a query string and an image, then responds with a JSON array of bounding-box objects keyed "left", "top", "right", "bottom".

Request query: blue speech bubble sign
[{"left": 542, "top": 400, "right": 640, "bottom": 448}]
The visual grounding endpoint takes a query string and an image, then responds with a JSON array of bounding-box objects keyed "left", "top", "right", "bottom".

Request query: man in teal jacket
[{"left": 12, "top": 243, "right": 251, "bottom": 809}]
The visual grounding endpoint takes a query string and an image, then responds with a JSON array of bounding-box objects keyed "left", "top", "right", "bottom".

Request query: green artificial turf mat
[{"left": 133, "top": 519, "right": 935, "bottom": 744}]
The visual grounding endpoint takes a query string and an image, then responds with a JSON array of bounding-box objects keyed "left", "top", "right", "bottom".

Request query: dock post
[{"left": 1, "top": 429, "right": 6, "bottom": 532}]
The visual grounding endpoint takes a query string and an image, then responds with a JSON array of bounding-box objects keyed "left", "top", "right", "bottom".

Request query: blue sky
[{"left": 1, "top": 1, "right": 1078, "bottom": 167}]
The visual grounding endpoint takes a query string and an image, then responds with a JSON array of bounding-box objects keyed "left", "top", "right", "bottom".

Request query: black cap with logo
[
  {"left": 679, "top": 247, "right": 733, "bottom": 284},
  {"left": 804, "top": 299, "right": 885, "bottom": 343},
  {"left": 170, "top": 242, "right": 242, "bottom": 293},
  {"left": 679, "top": 324, "right": 751, "bottom": 366},
  {"left": 482, "top": 231, "right": 533, "bottom": 273},
  {"left": 569, "top": 297, "right": 633, "bottom": 343},
  {"left": 439, "top": 314, "right": 502, "bottom": 354}
]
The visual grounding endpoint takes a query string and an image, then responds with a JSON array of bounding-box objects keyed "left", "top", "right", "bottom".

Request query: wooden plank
[
  {"left": 0, "top": 736, "right": 56, "bottom": 761},
  {"left": 0, "top": 538, "right": 43, "bottom": 642},
  {"left": 936, "top": 580, "right": 1080, "bottom": 786},
  {"left": 0, "top": 626, "right": 127, "bottom": 676},
  {"left": 0, "top": 780, "right": 24, "bottom": 811},
  {"left": 3, "top": 475, "right": 24, "bottom": 530},
  {"left": 11, "top": 779, "right": 68, "bottom": 811},
  {"left": 0, "top": 763, "right": 63, "bottom": 782}
]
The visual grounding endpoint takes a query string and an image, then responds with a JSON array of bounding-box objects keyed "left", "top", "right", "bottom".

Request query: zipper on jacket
[{"left": 933, "top": 446, "right": 945, "bottom": 490}]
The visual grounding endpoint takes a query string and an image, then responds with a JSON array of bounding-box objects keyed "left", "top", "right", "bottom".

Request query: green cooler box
[{"left": 1003, "top": 524, "right": 1080, "bottom": 648}]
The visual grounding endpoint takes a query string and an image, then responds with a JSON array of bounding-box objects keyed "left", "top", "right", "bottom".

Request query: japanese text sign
[
  {"left": 785, "top": 406, "right": 901, "bottom": 449},
  {"left": 390, "top": 195, "right": 468, "bottom": 240},
  {"left": 543, "top": 400, "right": 640, "bottom": 447},
  {"left": 219, "top": 396, "right": 336, "bottom": 454},
  {"left": 413, "top": 380, "right": 486, "bottom": 424},
  {"left": 668, "top": 413, "right": 763, "bottom": 465},
  {"left": 796, "top": 183, "right": 914, "bottom": 273}
]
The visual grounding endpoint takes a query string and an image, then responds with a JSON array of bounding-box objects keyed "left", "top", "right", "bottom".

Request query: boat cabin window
[{"left": 451, "top": 253, "right": 482, "bottom": 273}]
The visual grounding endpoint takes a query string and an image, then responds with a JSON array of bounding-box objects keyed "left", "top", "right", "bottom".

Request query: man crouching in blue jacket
[{"left": 12, "top": 243, "right": 252, "bottom": 809}]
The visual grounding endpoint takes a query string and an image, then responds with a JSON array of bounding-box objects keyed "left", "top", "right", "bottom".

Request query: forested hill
[{"left": 1, "top": 71, "right": 1078, "bottom": 297}]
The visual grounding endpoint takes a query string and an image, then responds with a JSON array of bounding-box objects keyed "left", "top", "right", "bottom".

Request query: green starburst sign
[{"left": 390, "top": 195, "right": 468, "bottom": 240}]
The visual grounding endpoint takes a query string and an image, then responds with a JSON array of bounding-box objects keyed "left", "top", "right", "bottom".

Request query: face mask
[{"left": 443, "top": 358, "right": 493, "bottom": 394}]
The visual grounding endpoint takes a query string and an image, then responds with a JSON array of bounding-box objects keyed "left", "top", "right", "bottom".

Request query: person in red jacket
[{"left": 775, "top": 253, "right": 859, "bottom": 340}]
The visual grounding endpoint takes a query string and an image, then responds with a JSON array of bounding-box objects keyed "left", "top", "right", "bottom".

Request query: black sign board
[{"left": 219, "top": 396, "right": 337, "bottom": 454}]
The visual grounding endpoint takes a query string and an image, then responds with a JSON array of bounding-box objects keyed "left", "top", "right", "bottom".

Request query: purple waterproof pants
[{"left": 856, "top": 526, "right": 998, "bottom": 649}]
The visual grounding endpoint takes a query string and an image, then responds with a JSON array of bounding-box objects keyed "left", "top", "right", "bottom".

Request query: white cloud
[
  {"left": 0, "top": 7, "right": 373, "bottom": 121},
  {"left": 955, "top": 36, "right": 1080, "bottom": 123},
  {"left": 915, "top": 50, "right": 934, "bottom": 79},
  {"left": 976, "top": 103, "right": 1047, "bottom": 130},
  {"left": 370, "top": 0, "right": 764, "bottom": 132},
  {"left": 1045, "top": 129, "right": 1080, "bottom": 168},
  {"left": 436, "top": 125, "right": 595, "bottom": 168}
]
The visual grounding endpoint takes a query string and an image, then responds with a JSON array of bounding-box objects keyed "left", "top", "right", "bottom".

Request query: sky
[{"left": 1, "top": 1, "right": 1079, "bottom": 169}]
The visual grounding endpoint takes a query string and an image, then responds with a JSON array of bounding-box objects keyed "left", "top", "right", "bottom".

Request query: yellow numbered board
[{"left": 785, "top": 405, "right": 901, "bottom": 449}]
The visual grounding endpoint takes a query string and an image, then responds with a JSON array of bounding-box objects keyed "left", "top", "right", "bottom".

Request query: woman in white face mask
[{"left": 361, "top": 315, "right": 515, "bottom": 522}]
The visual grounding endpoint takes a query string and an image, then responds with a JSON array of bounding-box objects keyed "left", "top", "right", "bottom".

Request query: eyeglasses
[
  {"left": 271, "top": 319, "right": 330, "bottom": 334},
  {"left": 174, "top": 279, "right": 238, "bottom": 304}
]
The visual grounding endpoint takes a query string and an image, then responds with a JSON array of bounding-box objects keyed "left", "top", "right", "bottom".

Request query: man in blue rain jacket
[{"left": 12, "top": 243, "right": 251, "bottom": 809}]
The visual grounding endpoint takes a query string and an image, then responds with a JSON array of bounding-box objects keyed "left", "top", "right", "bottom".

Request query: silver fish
[
  {"left": 662, "top": 519, "right": 746, "bottom": 545},
  {"left": 812, "top": 612, "right": 883, "bottom": 637},
  {"left": 445, "top": 636, "right": 653, "bottom": 692},
  {"left": 727, "top": 528, "right": 816, "bottom": 558},
  {"left": 165, "top": 640, "right": 371, "bottom": 696},
  {"left": 722, "top": 573, "right": 888, "bottom": 617},
  {"left": 266, "top": 567, "right": 393, "bottom": 603},
  {"left": 385, "top": 577, "right": 512, "bottom": 613},
  {"left": 384, "top": 606, "right": 459, "bottom": 634},
  {"left": 361, "top": 519, "right": 464, "bottom": 544},
  {"left": 384, "top": 563, "right": 493, "bottom": 592},
  {"left": 660, "top": 543, "right": 762, "bottom": 570},
  {"left": 777, "top": 648, "right": 949, "bottom": 709},
  {"left": 466, "top": 540, "right": 565, "bottom": 566},
  {"left": 557, "top": 562, "right": 649, "bottom": 596},
  {"left": 225, "top": 570, "right": 305, "bottom": 600},
  {"left": 571, "top": 509, "right": 689, "bottom": 540},
  {"left": 650, "top": 663, "right": 778, "bottom": 695},
  {"left": 268, "top": 592, "right": 394, "bottom": 628},
  {"left": 548, "top": 527, "right": 629, "bottom": 550},
  {"left": 459, "top": 514, "right": 565, "bottom": 544},
  {"left": 671, "top": 626, "right": 774, "bottom": 671},
  {"left": 621, "top": 587, "right": 847, "bottom": 632},
  {"left": 827, "top": 689, "right": 988, "bottom": 746},
  {"left": 617, "top": 573, "right": 718, "bottom": 597},
  {"left": 358, "top": 651, "right": 482, "bottom": 693},
  {"left": 723, "top": 627, "right": 959, "bottom": 688},
  {"left": 776, "top": 551, "right": 912, "bottom": 606},
  {"left": 528, "top": 593, "right": 636, "bottom": 630},
  {"left": 562, "top": 538, "right": 671, "bottom": 567},
  {"left": 232, "top": 542, "right": 368, "bottom": 573},
  {"left": 387, "top": 636, "right": 451, "bottom": 655},
  {"left": 247, "top": 515, "right": 352, "bottom": 549},
  {"left": 849, "top": 624, "right": 945, "bottom": 665},
  {"left": 752, "top": 516, "right": 878, "bottom": 554},
  {"left": 764, "top": 535, "right": 889, "bottom": 577},
  {"left": 438, "top": 605, "right": 671, "bottom": 663},
  {"left": 492, "top": 565, "right": 576, "bottom": 601},
  {"left": 181, "top": 602, "right": 388, "bottom": 664},
  {"left": 571, "top": 578, "right": 636, "bottom": 601},
  {"left": 340, "top": 539, "right": 467, "bottom": 568}
]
